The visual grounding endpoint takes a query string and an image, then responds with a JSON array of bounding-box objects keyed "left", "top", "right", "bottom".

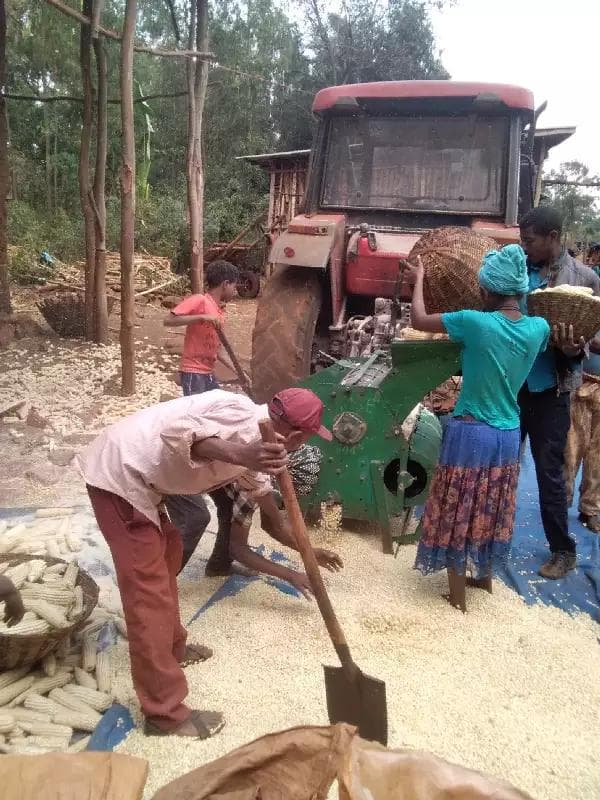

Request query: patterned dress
[{"left": 414, "top": 418, "right": 520, "bottom": 578}]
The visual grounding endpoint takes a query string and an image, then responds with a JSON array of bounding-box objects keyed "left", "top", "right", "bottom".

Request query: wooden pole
[
  {"left": 79, "top": 0, "right": 96, "bottom": 340},
  {"left": 189, "top": 0, "right": 209, "bottom": 293},
  {"left": 0, "top": 0, "right": 10, "bottom": 314},
  {"left": 92, "top": 2, "right": 109, "bottom": 345},
  {"left": 119, "top": 0, "right": 136, "bottom": 395}
]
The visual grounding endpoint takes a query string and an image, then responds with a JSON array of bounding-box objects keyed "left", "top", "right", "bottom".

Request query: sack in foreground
[{"left": 152, "top": 723, "right": 533, "bottom": 800}]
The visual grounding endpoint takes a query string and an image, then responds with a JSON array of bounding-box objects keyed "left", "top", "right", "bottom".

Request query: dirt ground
[{"left": 0, "top": 289, "right": 257, "bottom": 509}]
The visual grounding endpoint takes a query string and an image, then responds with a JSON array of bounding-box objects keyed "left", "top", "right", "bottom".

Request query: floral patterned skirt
[{"left": 414, "top": 418, "right": 520, "bottom": 579}]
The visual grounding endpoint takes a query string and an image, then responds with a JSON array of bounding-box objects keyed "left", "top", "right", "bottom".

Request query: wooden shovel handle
[
  {"left": 259, "top": 420, "right": 357, "bottom": 675},
  {"left": 216, "top": 327, "right": 253, "bottom": 399}
]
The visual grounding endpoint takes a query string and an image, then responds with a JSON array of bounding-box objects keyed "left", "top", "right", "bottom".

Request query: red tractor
[{"left": 250, "top": 80, "right": 568, "bottom": 402}]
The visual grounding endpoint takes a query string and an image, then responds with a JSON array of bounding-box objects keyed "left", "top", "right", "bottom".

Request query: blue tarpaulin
[{"left": 497, "top": 449, "right": 600, "bottom": 621}]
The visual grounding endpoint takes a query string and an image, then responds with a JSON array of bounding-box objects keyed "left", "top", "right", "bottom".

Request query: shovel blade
[{"left": 323, "top": 664, "right": 388, "bottom": 746}]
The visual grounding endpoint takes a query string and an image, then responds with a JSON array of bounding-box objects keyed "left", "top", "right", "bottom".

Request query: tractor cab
[{"left": 249, "top": 81, "right": 572, "bottom": 403}]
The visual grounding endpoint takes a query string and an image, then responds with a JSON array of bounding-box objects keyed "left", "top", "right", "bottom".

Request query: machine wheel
[
  {"left": 251, "top": 266, "right": 323, "bottom": 403},
  {"left": 236, "top": 270, "right": 261, "bottom": 299}
]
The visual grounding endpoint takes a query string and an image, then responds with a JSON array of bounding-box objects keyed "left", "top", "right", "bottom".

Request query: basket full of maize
[
  {"left": 408, "top": 227, "right": 497, "bottom": 314},
  {"left": 527, "top": 285, "right": 600, "bottom": 343},
  {"left": 0, "top": 555, "right": 99, "bottom": 671}
]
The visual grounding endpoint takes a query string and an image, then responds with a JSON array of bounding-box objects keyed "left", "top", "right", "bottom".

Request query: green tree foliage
[
  {"left": 542, "top": 161, "right": 600, "bottom": 245},
  {"left": 6, "top": 0, "right": 450, "bottom": 264}
]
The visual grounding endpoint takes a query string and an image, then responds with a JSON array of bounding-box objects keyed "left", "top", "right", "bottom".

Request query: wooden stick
[
  {"left": 216, "top": 327, "right": 253, "bottom": 398},
  {"left": 134, "top": 277, "right": 180, "bottom": 298},
  {"left": 259, "top": 420, "right": 357, "bottom": 676}
]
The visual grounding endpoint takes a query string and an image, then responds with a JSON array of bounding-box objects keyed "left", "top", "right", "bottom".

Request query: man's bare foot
[
  {"left": 466, "top": 576, "right": 493, "bottom": 594},
  {"left": 442, "top": 593, "right": 467, "bottom": 613},
  {"left": 205, "top": 561, "right": 258, "bottom": 578},
  {"left": 145, "top": 710, "right": 225, "bottom": 739}
]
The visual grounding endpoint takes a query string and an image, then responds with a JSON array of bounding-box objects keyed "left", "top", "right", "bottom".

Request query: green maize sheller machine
[{"left": 299, "top": 339, "right": 461, "bottom": 553}]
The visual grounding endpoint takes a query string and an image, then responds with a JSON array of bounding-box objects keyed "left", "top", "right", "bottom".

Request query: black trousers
[
  {"left": 165, "top": 489, "right": 234, "bottom": 574},
  {"left": 519, "top": 386, "right": 576, "bottom": 554}
]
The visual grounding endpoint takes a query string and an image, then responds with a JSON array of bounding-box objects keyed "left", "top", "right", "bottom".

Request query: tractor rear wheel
[{"left": 251, "top": 266, "right": 323, "bottom": 403}]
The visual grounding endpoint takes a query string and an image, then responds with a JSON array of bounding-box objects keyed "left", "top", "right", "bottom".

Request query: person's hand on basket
[
  {"left": 399, "top": 256, "right": 424, "bottom": 282},
  {"left": 552, "top": 323, "right": 586, "bottom": 357},
  {"left": 0, "top": 576, "right": 25, "bottom": 627}
]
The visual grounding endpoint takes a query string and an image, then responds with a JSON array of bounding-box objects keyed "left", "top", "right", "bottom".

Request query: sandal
[
  {"left": 179, "top": 643, "right": 213, "bottom": 667},
  {"left": 145, "top": 709, "right": 225, "bottom": 739}
]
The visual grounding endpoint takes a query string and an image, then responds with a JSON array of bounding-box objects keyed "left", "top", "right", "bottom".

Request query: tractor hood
[{"left": 346, "top": 230, "right": 420, "bottom": 298}]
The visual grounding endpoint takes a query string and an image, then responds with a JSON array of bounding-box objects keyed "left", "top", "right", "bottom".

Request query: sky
[{"left": 431, "top": 0, "right": 600, "bottom": 179}]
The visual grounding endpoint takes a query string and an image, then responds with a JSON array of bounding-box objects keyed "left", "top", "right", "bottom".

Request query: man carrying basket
[{"left": 519, "top": 207, "right": 600, "bottom": 579}]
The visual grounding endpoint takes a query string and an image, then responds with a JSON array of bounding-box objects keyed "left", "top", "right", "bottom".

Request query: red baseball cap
[{"left": 268, "top": 388, "right": 332, "bottom": 441}]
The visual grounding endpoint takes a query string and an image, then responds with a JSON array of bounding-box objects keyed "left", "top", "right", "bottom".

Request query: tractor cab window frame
[{"left": 319, "top": 114, "right": 511, "bottom": 217}]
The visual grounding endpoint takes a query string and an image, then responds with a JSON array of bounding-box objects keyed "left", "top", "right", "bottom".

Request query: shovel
[
  {"left": 216, "top": 326, "right": 254, "bottom": 399},
  {"left": 259, "top": 420, "right": 388, "bottom": 745}
]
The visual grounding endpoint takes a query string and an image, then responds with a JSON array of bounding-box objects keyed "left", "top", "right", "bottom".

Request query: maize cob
[
  {"left": 56, "top": 517, "right": 71, "bottom": 539},
  {"left": 58, "top": 540, "right": 69, "bottom": 556},
  {"left": 0, "top": 743, "right": 12, "bottom": 754},
  {"left": 63, "top": 560, "right": 79, "bottom": 589},
  {"left": 9, "top": 726, "right": 24, "bottom": 739},
  {"left": 82, "top": 637, "right": 97, "bottom": 672},
  {"left": 77, "top": 616, "right": 107, "bottom": 639},
  {"left": 0, "top": 521, "right": 6, "bottom": 535},
  {"left": 20, "top": 584, "right": 74, "bottom": 607},
  {"left": 44, "top": 563, "right": 67, "bottom": 575},
  {"left": 26, "top": 559, "right": 46, "bottom": 583},
  {"left": 94, "top": 651, "right": 111, "bottom": 694},
  {"left": 65, "top": 532, "right": 82, "bottom": 553},
  {"left": 31, "top": 670, "right": 72, "bottom": 696},
  {"left": 52, "top": 708, "right": 100, "bottom": 733},
  {"left": 0, "top": 667, "right": 29, "bottom": 692},
  {"left": 114, "top": 617, "right": 128, "bottom": 639},
  {"left": 41, "top": 573, "right": 63, "bottom": 584},
  {"left": 60, "top": 653, "right": 82, "bottom": 668},
  {"left": 7, "top": 735, "right": 27, "bottom": 747},
  {"left": 17, "top": 718, "right": 73, "bottom": 737},
  {"left": 0, "top": 562, "right": 9, "bottom": 574},
  {"left": 22, "top": 598, "right": 69, "bottom": 629},
  {"left": 74, "top": 667, "right": 97, "bottom": 690},
  {"left": 49, "top": 688, "right": 101, "bottom": 720},
  {"left": 4, "top": 563, "right": 29, "bottom": 589},
  {"left": 0, "top": 712, "right": 15, "bottom": 734},
  {"left": 69, "top": 586, "right": 84, "bottom": 621},
  {"left": 27, "top": 734, "right": 71, "bottom": 750},
  {"left": 0, "top": 675, "right": 35, "bottom": 705},
  {"left": 46, "top": 540, "right": 62, "bottom": 560},
  {"left": 7, "top": 618, "right": 50, "bottom": 636},
  {"left": 11, "top": 708, "right": 51, "bottom": 724},
  {"left": 42, "top": 653, "right": 57, "bottom": 677},
  {"left": 63, "top": 684, "right": 111, "bottom": 712},
  {"left": 35, "top": 508, "right": 74, "bottom": 519},
  {"left": 68, "top": 734, "right": 91, "bottom": 752},
  {"left": 24, "top": 693, "right": 63, "bottom": 716}
]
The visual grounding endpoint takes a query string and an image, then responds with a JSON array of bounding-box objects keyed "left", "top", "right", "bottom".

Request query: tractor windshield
[{"left": 321, "top": 115, "right": 508, "bottom": 215}]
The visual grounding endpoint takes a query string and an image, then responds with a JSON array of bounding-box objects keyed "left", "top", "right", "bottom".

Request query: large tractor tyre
[
  {"left": 251, "top": 266, "right": 323, "bottom": 403},
  {"left": 236, "top": 270, "right": 261, "bottom": 299}
]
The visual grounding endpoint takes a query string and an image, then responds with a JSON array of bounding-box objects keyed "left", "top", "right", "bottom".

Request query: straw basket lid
[
  {"left": 0, "top": 554, "right": 98, "bottom": 671},
  {"left": 527, "top": 286, "right": 600, "bottom": 343},
  {"left": 408, "top": 227, "right": 498, "bottom": 314}
]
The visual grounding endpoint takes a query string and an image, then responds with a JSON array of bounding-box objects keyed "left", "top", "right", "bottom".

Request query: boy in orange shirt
[
  {"left": 163, "top": 260, "right": 248, "bottom": 577},
  {"left": 164, "top": 260, "right": 240, "bottom": 394}
]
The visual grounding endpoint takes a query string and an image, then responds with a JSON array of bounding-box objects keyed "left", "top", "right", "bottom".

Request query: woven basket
[
  {"left": 408, "top": 227, "right": 498, "bottom": 313},
  {"left": 527, "top": 291, "right": 600, "bottom": 343},
  {"left": 37, "top": 292, "right": 116, "bottom": 338},
  {"left": 0, "top": 555, "right": 99, "bottom": 671}
]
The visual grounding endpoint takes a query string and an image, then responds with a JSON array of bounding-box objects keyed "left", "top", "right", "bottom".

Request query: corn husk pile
[
  {"left": 114, "top": 520, "right": 600, "bottom": 800},
  {"left": 0, "top": 509, "right": 124, "bottom": 755}
]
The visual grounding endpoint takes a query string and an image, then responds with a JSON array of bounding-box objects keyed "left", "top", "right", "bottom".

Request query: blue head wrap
[{"left": 478, "top": 244, "right": 529, "bottom": 296}]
